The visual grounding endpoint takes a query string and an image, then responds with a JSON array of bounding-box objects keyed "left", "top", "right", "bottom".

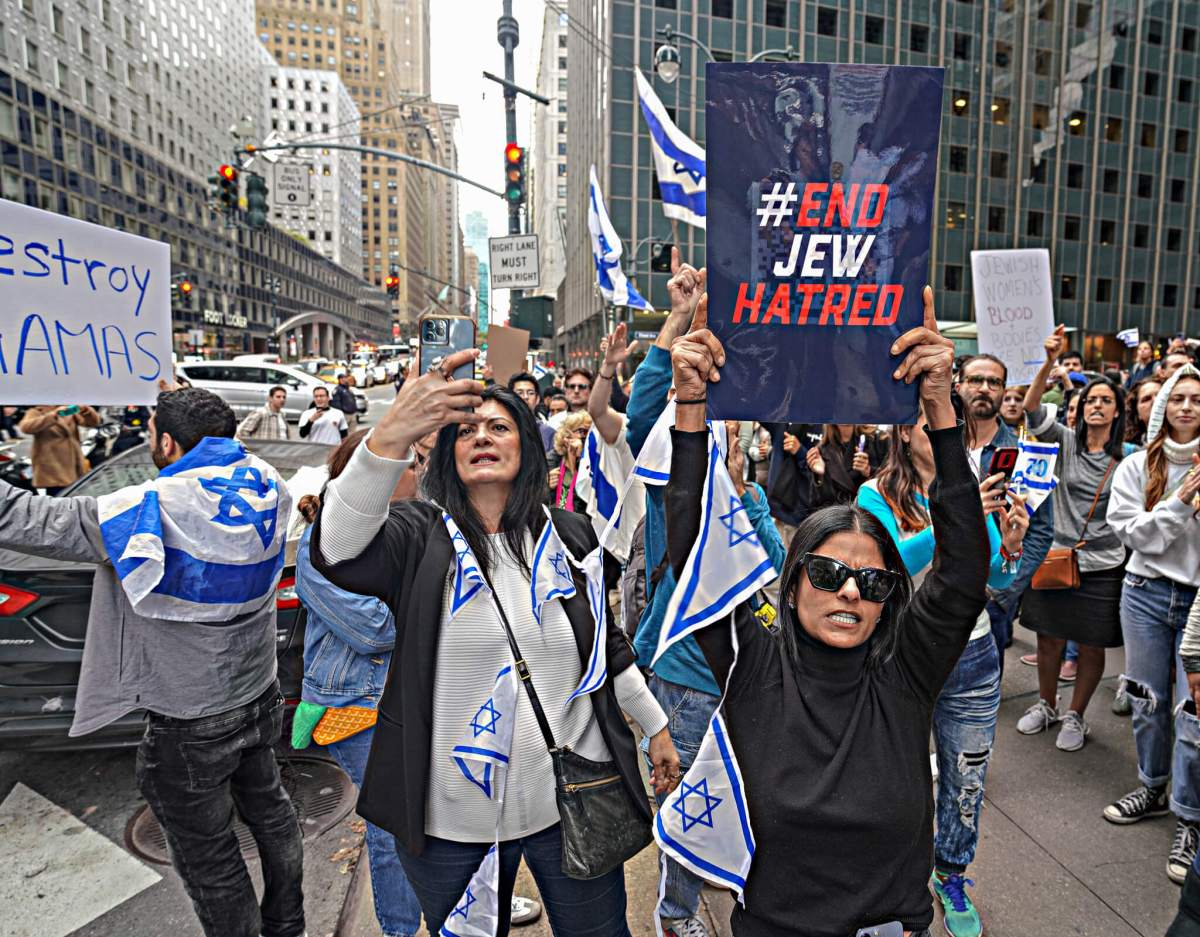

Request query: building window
[
  {"left": 1130, "top": 281, "right": 1146, "bottom": 304},
  {"left": 1168, "top": 228, "right": 1182, "bottom": 251},
  {"left": 712, "top": 0, "right": 732, "bottom": 18},
  {"left": 1096, "top": 278, "right": 1112, "bottom": 302},
  {"left": 1105, "top": 117, "right": 1123, "bottom": 142},
  {"left": 864, "top": 15, "right": 884, "bottom": 44},
  {"left": 653, "top": 0, "right": 676, "bottom": 7},
  {"left": 1064, "top": 216, "right": 1081, "bottom": 240},
  {"left": 944, "top": 264, "right": 962, "bottom": 291},
  {"left": 1027, "top": 210, "right": 1044, "bottom": 237},
  {"left": 1067, "top": 163, "right": 1083, "bottom": 187},
  {"left": 1035, "top": 49, "right": 1053, "bottom": 75},
  {"left": 52, "top": 5, "right": 65, "bottom": 37},
  {"left": 1076, "top": 2, "right": 1093, "bottom": 28},
  {"left": 910, "top": 24, "right": 929, "bottom": 53},
  {"left": 1182, "top": 78, "right": 1195, "bottom": 103},
  {"left": 1032, "top": 104, "right": 1050, "bottom": 129},
  {"left": 949, "top": 146, "right": 968, "bottom": 172},
  {"left": 765, "top": 0, "right": 787, "bottom": 28},
  {"left": 946, "top": 201, "right": 966, "bottom": 229},
  {"left": 987, "top": 206, "right": 1006, "bottom": 232},
  {"left": 816, "top": 7, "right": 838, "bottom": 36},
  {"left": 954, "top": 33, "right": 972, "bottom": 60},
  {"left": 1147, "top": 18, "right": 1163, "bottom": 44},
  {"left": 1140, "top": 122, "right": 1157, "bottom": 147},
  {"left": 992, "top": 98, "right": 1010, "bottom": 124},
  {"left": 989, "top": 151, "right": 1008, "bottom": 178},
  {"left": 1108, "top": 64, "right": 1125, "bottom": 90},
  {"left": 1164, "top": 284, "right": 1178, "bottom": 307},
  {"left": 952, "top": 92, "right": 969, "bottom": 116},
  {"left": 1137, "top": 174, "right": 1153, "bottom": 197},
  {"left": 1133, "top": 224, "right": 1149, "bottom": 248},
  {"left": 1067, "top": 112, "right": 1085, "bottom": 136},
  {"left": 1103, "top": 169, "right": 1120, "bottom": 193},
  {"left": 1175, "top": 129, "right": 1190, "bottom": 154},
  {"left": 1099, "top": 219, "right": 1115, "bottom": 243},
  {"left": 1144, "top": 71, "right": 1160, "bottom": 95},
  {"left": 996, "top": 42, "right": 1012, "bottom": 68},
  {"left": 24, "top": 39, "right": 38, "bottom": 74},
  {"left": 79, "top": 27, "right": 92, "bottom": 58},
  {"left": 1061, "top": 276, "right": 1076, "bottom": 300}
]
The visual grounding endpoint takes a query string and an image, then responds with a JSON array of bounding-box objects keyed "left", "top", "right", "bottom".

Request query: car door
[{"left": 226, "top": 366, "right": 267, "bottom": 417}]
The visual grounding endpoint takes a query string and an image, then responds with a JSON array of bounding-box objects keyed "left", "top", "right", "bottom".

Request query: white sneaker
[
  {"left": 1017, "top": 697, "right": 1060, "bottom": 735},
  {"left": 1055, "top": 710, "right": 1090, "bottom": 751},
  {"left": 511, "top": 895, "right": 542, "bottom": 926}
]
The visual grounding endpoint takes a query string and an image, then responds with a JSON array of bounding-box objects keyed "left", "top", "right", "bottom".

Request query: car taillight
[
  {"left": 0, "top": 585, "right": 40, "bottom": 616},
  {"left": 276, "top": 576, "right": 300, "bottom": 610}
]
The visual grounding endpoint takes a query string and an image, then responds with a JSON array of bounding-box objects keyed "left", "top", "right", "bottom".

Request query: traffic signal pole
[{"left": 498, "top": 3, "right": 521, "bottom": 239}]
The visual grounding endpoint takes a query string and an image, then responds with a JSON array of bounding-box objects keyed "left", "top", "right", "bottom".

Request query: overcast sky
[{"left": 430, "top": 1, "right": 547, "bottom": 324}]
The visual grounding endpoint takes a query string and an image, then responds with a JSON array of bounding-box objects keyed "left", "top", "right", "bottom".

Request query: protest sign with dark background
[{"left": 705, "top": 63, "right": 944, "bottom": 425}]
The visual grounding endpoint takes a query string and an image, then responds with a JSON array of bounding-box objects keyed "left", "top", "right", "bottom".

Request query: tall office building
[
  {"left": 262, "top": 66, "right": 362, "bottom": 271},
  {"left": 1, "top": 0, "right": 389, "bottom": 355},
  {"left": 531, "top": 6, "right": 570, "bottom": 299},
  {"left": 566, "top": 0, "right": 1200, "bottom": 362},
  {"left": 463, "top": 209, "right": 492, "bottom": 335}
]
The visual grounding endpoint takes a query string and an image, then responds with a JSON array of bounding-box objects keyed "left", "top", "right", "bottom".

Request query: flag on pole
[
  {"left": 653, "top": 434, "right": 777, "bottom": 664},
  {"left": 654, "top": 711, "right": 755, "bottom": 900},
  {"left": 440, "top": 844, "right": 501, "bottom": 937},
  {"left": 636, "top": 70, "right": 706, "bottom": 229},
  {"left": 1116, "top": 326, "right": 1140, "bottom": 347},
  {"left": 1009, "top": 440, "right": 1059, "bottom": 515},
  {"left": 588, "top": 165, "right": 653, "bottom": 311}
]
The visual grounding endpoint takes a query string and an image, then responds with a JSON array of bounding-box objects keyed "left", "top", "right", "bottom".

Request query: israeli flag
[
  {"left": 450, "top": 665, "right": 519, "bottom": 800},
  {"left": 1010, "top": 440, "right": 1059, "bottom": 515},
  {"left": 444, "top": 512, "right": 489, "bottom": 619},
  {"left": 530, "top": 516, "right": 577, "bottom": 627},
  {"left": 1116, "top": 326, "right": 1140, "bottom": 348},
  {"left": 575, "top": 425, "right": 645, "bottom": 563},
  {"left": 588, "top": 165, "right": 653, "bottom": 311},
  {"left": 564, "top": 542, "right": 608, "bottom": 705},
  {"left": 654, "top": 711, "right": 755, "bottom": 899},
  {"left": 630, "top": 402, "right": 730, "bottom": 489},
  {"left": 653, "top": 435, "right": 776, "bottom": 664},
  {"left": 440, "top": 844, "right": 501, "bottom": 937},
  {"left": 636, "top": 70, "right": 706, "bottom": 229},
  {"left": 531, "top": 362, "right": 550, "bottom": 381},
  {"left": 96, "top": 437, "right": 289, "bottom": 622}
]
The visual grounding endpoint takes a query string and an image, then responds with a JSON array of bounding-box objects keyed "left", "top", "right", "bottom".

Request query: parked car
[
  {"left": 294, "top": 358, "right": 331, "bottom": 377},
  {"left": 0, "top": 439, "right": 330, "bottom": 750},
  {"left": 175, "top": 360, "right": 367, "bottom": 421}
]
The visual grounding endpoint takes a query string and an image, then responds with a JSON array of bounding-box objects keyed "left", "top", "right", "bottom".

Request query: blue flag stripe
[
  {"left": 587, "top": 433, "right": 621, "bottom": 520},
  {"left": 151, "top": 546, "right": 284, "bottom": 605},
  {"left": 157, "top": 436, "right": 248, "bottom": 477},
  {"left": 634, "top": 466, "right": 670, "bottom": 482},
  {"left": 712, "top": 716, "right": 755, "bottom": 856},
  {"left": 451, "top": 745, "right": 511, "bottom": 763},
  {"left": 657, "top": 183, "right": 707, "bottom": 215},
  {"left": 638, "top": 95, "right": 706, "bottom": 178},
  {"left": 669, "top": 558, "right": 777, "bottom": 637},
  {"left": 654, "top": 812, "right": 748, "bottom": 890}
]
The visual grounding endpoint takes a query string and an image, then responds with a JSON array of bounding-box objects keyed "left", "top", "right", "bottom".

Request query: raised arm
[
  {"left": 1024, "top": 324, "right": 1068, "bottom": 424},
  {"left": 0, "top": 480, "right": 106, "bottom": 564},
  {"left": 590, "top": 323, "right": 637, "bottom": 445}
]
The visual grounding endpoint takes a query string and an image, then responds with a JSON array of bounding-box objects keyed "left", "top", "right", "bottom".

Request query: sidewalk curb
[{"left": 333, "top": 828, "right": 371, "bottom": 937}]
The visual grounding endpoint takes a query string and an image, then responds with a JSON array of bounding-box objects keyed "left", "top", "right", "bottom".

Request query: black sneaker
[
  {"left": 1169, "top": 821, "right": 1200, "bottom": 885},
  {"left": 1103, "top": 785, "right": 1169, "bottom": 825}
]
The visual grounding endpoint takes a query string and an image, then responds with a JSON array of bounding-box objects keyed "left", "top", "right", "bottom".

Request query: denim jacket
[{"left": 296, "top": 524, "right": 395, "bottom": 708}]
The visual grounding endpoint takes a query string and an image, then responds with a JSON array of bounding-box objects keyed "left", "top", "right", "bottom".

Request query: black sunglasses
[
  {"left": 801, "top": 553, "right": 898, "bottom": 603},
  {"left": 565, "top": 382, "right": 591, "bottom": 391}
]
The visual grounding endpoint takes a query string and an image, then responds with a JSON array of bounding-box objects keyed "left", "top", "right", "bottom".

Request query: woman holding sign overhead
[
  {"left": 1015, "top": 325, "right": 1127, "bottom": 754},
  {"left": 664, "top": 287, "right": 991, "bottom": 937}
]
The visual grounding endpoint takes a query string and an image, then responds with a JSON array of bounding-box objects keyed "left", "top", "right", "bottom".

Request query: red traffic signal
[
  {"left": 504, "top": 143, "right": 522, "bottom": 165},
  {"left": 179, "top": 280, "right": 193, "bottom": 295},
  {"left": 218, "top": 164, "right": 238, "bottom": 182}
]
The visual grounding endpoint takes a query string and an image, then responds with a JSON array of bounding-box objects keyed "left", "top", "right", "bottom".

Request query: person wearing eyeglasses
[
  {"left": 857, "top": 407, "right": 1028, "bottom": 937},
  {"left": 508, "top": 372, "right": 557, "bottom": 454},
  {"left": 549, "top": 368, "right": 593, "bottom": 431},
  {"left": 664, "top": 288, "right": 993, "bottom": 937}
]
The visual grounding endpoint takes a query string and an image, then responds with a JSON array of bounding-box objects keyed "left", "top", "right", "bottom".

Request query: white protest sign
[
  {"left": 970, "top": 248, "right": 1054, "bottom": 386},
  {"left": 489, "top": 234, "right": 540, "bottom": 290},
  {"left": 0, "top": 198, "right": 171, "bottom": 405}
]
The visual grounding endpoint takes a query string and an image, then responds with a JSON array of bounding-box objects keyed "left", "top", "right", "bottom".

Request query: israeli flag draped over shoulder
[
  {"left": 96, "top": 437, "right": 290, "bottom": 621},
  {"left": 588, "top": 165, "right": 653, "bottom": 311},
  {"left": 574, "top": 423, "right": 645, "bottom": 564},
  {"left": 635, "top": 70, "right": 706, "bottom": 229}
]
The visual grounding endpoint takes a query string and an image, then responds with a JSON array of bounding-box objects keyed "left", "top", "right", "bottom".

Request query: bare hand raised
[
  {"left": 891, "top": 286, "right": 955, "bottom": 429},
  {"left": 369, "top": 348, "right": 484, "bottom": 459}
]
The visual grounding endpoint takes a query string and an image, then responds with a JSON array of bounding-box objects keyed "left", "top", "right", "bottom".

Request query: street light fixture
[{"left": 653, "top": 24, "right": 798, "bottom": 84}]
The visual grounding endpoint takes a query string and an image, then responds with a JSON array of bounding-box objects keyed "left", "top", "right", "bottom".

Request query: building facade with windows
[
  {"left": 463, "top": 209, "right": 492, "bottom": 335},
  {"left": 262, "top": 65, "right": 362, "bottom": 271},
  {"left": 532, "top": 6, "right": 570, "bottom": 302},
  {"left": 565, "top": 0, "right": 1200, "bottom": 363}
]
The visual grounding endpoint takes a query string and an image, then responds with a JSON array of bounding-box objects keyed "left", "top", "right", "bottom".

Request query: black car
[{"left": 0, "top": 440, "right": 329, "bottom": 750}]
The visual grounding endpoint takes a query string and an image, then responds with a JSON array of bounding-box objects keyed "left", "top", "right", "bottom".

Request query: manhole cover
[{"left": 124, "top": 754, "right": 356, "bottom": 865}]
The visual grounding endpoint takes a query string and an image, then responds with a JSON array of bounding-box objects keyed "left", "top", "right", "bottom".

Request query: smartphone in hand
[{"left": 418, "top": 314, "right": 477, "bottom": 383}]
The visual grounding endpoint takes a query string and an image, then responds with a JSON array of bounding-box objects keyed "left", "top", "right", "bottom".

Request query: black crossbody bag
[{"left": 485, "top": 574, "right": 652, "bottom": 880}]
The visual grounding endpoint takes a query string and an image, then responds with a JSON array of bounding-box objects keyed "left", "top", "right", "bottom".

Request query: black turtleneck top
[{"left": 665, "top": 424, "right": 989, "bottom": 937}]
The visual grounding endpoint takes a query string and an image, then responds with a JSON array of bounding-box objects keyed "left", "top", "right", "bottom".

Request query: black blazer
[{"left": 310, "top": 500, "right": 648, "bottom": 856}]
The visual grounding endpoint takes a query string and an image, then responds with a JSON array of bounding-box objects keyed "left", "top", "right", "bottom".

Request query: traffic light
[
  {"left": 208, "top": 164, "right": 238, "bottom": 213},
  {"left": 245, "top": 173, "right": 269, "bottom": 229},
  {"left": 650, "top": 241, "right": 675, "bottom": 273},
  {"left": 384, "top": 270, "right": 400, "bottom": 297},
  {"left": 503, "top": 142, "right": 525, "bottom": 204},
  {"left": 171, "top": 274, "right": 194, "bottom": 306}
]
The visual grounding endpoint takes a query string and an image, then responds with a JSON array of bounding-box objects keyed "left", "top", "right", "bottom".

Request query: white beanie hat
[{"left": 1145, "top": 362, "right": 1200, "bottom": 443}]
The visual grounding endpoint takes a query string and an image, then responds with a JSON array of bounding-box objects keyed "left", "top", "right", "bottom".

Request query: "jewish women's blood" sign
[{"left": 705, "top": 64, "right": 944, "bottom": 424}]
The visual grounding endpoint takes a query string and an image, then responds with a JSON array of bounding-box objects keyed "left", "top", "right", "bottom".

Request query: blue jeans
[
  {"left": 641, "top": 675, "right": 721, "bottom": 921},
  {"left": 327, "top": 727, "right": 421, "bottom": 937},
  {"left": 396, "top": 822, "right": 632, "bottom": 937},
  {"left": 1120, "top": 574, "right": 1200, "bottom": 820},
  {"left": 933, "top": 634, "right": 1002, "bottom": 874}
]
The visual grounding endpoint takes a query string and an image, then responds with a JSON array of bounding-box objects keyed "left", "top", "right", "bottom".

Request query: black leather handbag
[{"left": 489, "top": 581, "right": 652, "bottom": 880}]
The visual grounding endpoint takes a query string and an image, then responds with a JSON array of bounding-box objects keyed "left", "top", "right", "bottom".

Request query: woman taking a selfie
[
  {"left": 1014, "top": 326, "right": 1127, "bottom": 753},
  {"left": 311, "top": 353, "right": 680, "bottom": 936},
  {"left": 665, "top": 288, "right": 990, "bottom": 937}
]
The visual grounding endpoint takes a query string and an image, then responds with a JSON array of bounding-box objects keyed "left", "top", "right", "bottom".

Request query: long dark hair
[
  {"left": 874, "top": 429, "right": 929, "bottom": 533},
  {"left": 776, "top": 504, "right": 914, "bottom": 673},
  {"left": 1125, "top": 376, "right": 1161, "bottom": 444},
  {"left": 421, "top": 385, "right": 547, "bottom": 576},
  {"left": 1074, "top": 377, "right": 1126, "bottom": 459}
]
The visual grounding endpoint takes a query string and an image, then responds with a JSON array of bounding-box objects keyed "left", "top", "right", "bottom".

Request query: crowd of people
[{"left": 3, "top": 255, "right": 1200, "bottom": 937}]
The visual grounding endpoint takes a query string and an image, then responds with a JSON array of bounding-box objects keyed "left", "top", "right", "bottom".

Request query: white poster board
[
  {"left": 0, "top": 198, "right": 171, "bottom": 405},
  {"left": 970, "top": 248, "right": 1055, "bottom": 386},
  {"left": 488, "top": 234, "right": 540, "bottom": 290}
]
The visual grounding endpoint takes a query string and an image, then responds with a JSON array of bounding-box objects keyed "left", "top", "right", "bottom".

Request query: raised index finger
[
  {"left": 691, "top": 293, "right": 708, "bottom": 332},
  {"left": 670, "top": 245, "right": 681, "bottom": 276},
  {"left": 922, "top": 285, "right": 939, "bottom": 334}
]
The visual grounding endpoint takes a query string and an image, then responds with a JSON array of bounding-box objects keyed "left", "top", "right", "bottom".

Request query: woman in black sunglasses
[{"left": 664, "top": 288, "right": 990, "bottom": 937}]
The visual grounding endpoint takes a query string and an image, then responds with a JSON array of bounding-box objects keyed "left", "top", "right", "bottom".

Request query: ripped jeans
[
  {"left": 933, "top": 632, "right": 1002, "bottom": 874},
  {"left": 1120, "top": 573, "right": 1200, "bottom": 821}
]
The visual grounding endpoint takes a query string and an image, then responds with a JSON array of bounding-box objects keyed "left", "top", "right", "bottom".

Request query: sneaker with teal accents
[{"left": 932, "top": 871, "right": 983, "bottom": 937}]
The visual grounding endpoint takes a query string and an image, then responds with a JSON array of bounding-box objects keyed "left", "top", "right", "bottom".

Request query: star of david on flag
[
  {"left": 530, "top": 516, "right": 578, "bottom": 627},
  {"left": 443, "top": 512, "right": 489, "bottom": 619},
  {"left": 653, "top": 435, "right": 776, "bottom": 665},
  {"left": 440, "top": 844, "right": 501, "bottom": 937},
  {"left": 588, "top": 165, "right": 653, "bottom": 311},
  {"left": 96, "top": 436, "right": 289, "bottom": 622},
  {"left": 451, "top": 665, "right": 518, "bottom": 799},
  {"left": 636, "top": 70, "right": 706, "bottom": 229},
  {"left": 655, "top": 711, "right": 755, "bottom": 901}
]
